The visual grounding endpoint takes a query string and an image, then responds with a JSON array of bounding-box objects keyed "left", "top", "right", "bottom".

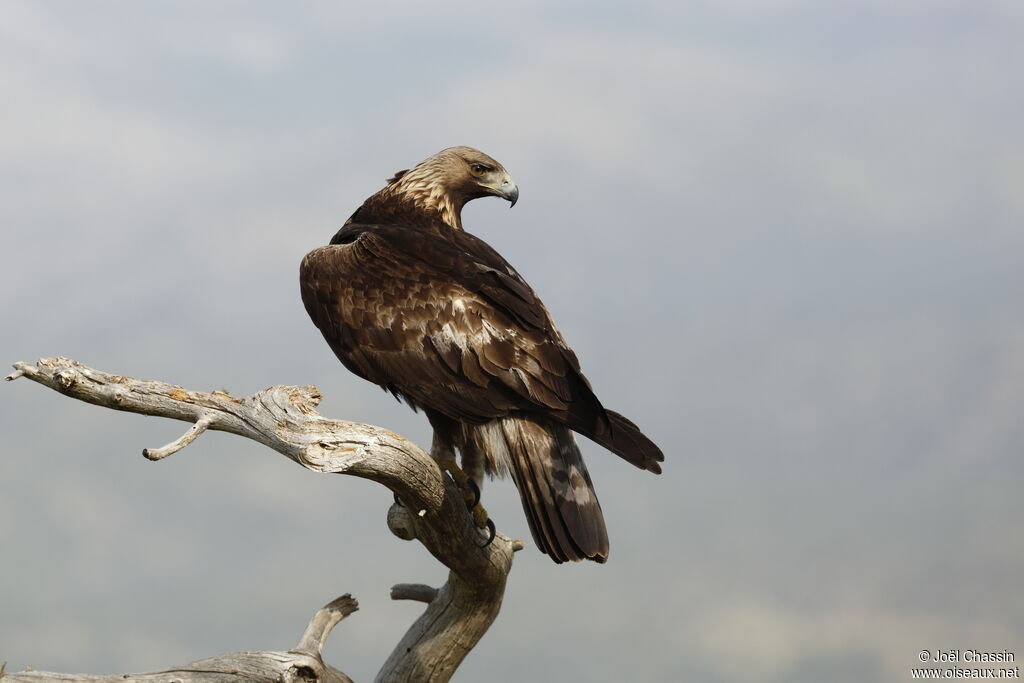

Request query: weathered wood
[
  {"left": 1, "top": 595, "right": 358, "bottom": 683},
  {"left": 5, "top": 358, "right": 519, "bottom": 683}
]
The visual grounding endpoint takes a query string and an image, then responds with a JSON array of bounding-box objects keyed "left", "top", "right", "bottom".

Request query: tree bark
[
  {"left": 4, "top": 357, "right": 520, "bottom": 683},
  {"left": 1, "top": 595, "right": 358, "bottom": 683}
]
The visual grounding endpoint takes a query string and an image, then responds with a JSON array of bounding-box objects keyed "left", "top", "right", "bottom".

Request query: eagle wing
[{"left": 299, "top": 222, "right": 662, "bottom": 473}]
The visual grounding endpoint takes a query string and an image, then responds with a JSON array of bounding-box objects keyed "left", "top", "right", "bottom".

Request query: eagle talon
[
  {"left": 465, "top": 477, "right": 481, "bottom": 508},
  {"left": 477, "top": 518, "right": 496, "bottom": 547}
]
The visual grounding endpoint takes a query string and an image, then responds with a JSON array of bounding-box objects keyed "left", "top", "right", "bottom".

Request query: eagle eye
[{"left": 469, "top": 163, "right": 489, "bottom": 176}]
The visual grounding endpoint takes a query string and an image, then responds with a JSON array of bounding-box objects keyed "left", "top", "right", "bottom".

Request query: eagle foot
[
  {"left": 471, "top": 497, "right": 490, "bottom": 529},
  {"left": 464, "top": 480, "right": 497, "bottom": 544},
  {"left": 470, "top": 496, "right": 495, "bottom": 547},
  {"left": 465, "top": 477, "right": 482, "bottom": 508},
  {"left": 438, "top": 457, "right": 475, "bottom": 504},
  {"left": 438, "top": 457, "right": 495, "bottom": 539}
]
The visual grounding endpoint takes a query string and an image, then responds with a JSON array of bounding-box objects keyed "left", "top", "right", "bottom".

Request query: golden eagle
[{"left": 300, "top": 147, "right": 663, "bottom": 563}]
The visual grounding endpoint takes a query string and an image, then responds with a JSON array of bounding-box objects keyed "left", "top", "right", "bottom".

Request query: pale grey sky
[{"left": 2, "top": 2, "right": 1022, "bottom": 681}]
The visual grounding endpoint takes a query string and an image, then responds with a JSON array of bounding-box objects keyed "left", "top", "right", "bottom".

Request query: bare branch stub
[
  {"left": 294, "top": 594, "right": 360, "bottom": 657},
  {"left": 143, "top": 413, "right": 214, "bottom": 460},
  {"left": 6, "top": 358, "right": 517, "bottom": 683},
  {"left": 4, "top": 367, "right": 26, "bottom": 381},
  {"left": 391, "top": 584, "right": 439, "bottom": 604}
]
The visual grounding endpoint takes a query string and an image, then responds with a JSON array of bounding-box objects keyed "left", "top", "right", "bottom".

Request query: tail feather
[
  {"left": 486, "top": 417, "right": 609, "bottom": 563},
  {"left": 566, "top": 408, "right": 663, "bottom": 474},
  {"left": 513, "top": 444, "right": 579, "bottom": 562},
  {"left": 559, "top": 375, "right": 664, "bottom": 474},
  {"left": 602, "top": 410, "right": 664, "bottom": 474}
]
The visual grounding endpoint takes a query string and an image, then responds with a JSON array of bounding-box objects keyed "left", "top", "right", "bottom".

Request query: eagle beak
[
  {"left": 499, "top": 178, "right": 519, "bottom": 207},
  {"left": 479, "top": 172, "right": 519, "bottom": 207}
]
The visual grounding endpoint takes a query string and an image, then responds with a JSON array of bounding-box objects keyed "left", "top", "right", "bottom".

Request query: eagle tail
[
  {"left": 565, "top": 405, "right": 664, "bottom": 475},
  {"left": 489, "top": 417, "right": 609, "bottom": 564},
  {"left": 601, "top": 410, "right": 665, "bottom": 474}
]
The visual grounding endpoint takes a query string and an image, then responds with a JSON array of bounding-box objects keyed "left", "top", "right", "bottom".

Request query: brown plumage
[{"left": 300, "top": 146, "right": 663, "bottom": 563}]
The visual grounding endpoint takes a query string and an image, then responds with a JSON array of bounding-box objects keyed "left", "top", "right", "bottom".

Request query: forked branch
[{"left": 5, "top": 358, "right": 518, "bottom": 683}]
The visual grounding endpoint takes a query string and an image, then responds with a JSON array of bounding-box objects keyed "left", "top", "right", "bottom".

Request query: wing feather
[
  {"left": 302, "top": 225, "right": 584, "bottom": 421},
  {"left": 301, "top": 222, "right": 662, "bottom": 472}
]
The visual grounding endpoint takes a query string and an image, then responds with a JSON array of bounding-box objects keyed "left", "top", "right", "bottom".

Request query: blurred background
[{"left": 2, "top": 2, "right": 1022, "bottom": 681}]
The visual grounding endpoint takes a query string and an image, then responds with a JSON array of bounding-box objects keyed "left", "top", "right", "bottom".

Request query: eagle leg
[{"left": 431, "top": 433, "right": 494, "bottom": 537}]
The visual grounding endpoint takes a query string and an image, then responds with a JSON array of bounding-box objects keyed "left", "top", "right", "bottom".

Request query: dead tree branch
[
  {"left": 5, "top": 357, "right": 519, "bottom": 683},
  {"left": 1, "top": 594, "right": 358, "bottom": 683}
]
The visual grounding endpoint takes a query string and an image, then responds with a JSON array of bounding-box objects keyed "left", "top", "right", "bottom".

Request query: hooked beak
[
  {"left": 483, "top": 173, "right": 518, "bottom": 207},
  {"left": 502, "top": 180, "right": 519, "bottom": 207}
]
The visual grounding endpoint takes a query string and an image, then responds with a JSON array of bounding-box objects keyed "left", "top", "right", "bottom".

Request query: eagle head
[{"left": 385, "top": 146, "right": 518, "bottom": 229}]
